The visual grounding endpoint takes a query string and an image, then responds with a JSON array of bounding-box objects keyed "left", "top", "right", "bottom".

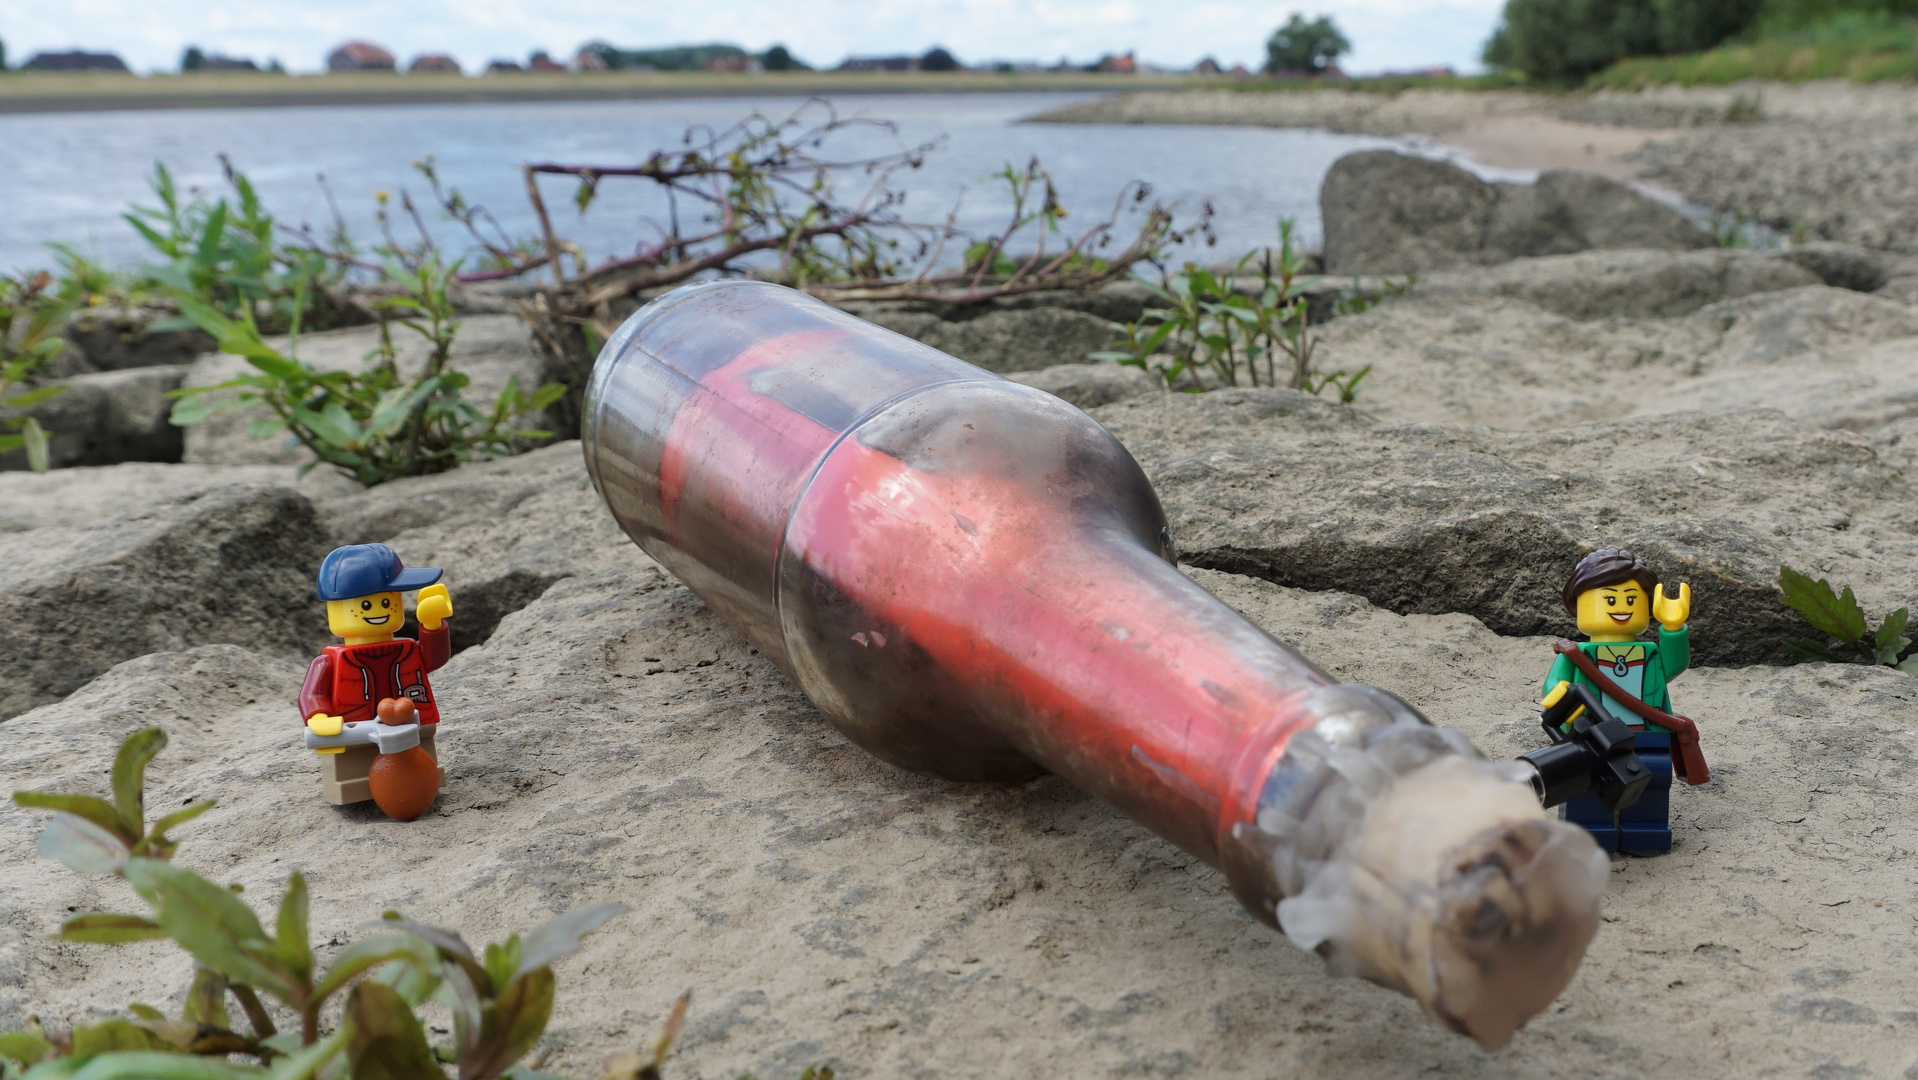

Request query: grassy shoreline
[{"left": 0, "top": 69, "right": 1175, "bottom": 115}]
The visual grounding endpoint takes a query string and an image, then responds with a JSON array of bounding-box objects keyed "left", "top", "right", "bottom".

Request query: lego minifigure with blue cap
[{"left": 298, "top": 543, "right": 453, "bottom": 809}]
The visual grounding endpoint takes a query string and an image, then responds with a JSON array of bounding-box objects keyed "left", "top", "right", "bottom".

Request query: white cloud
[{"left": 1, "top": 0, "right": 1507, "bottom": 76}]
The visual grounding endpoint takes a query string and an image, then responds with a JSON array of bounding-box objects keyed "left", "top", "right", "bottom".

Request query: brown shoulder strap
[{"left": 1554, "top": 640, "right": 1709, "bottom": 785}]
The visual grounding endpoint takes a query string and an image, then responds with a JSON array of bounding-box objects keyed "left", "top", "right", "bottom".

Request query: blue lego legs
[
  {"left": 1559, "top": 733, "right": 1673, "bottom": 855},
  {"left": 1617, "top": 734, "right": 1672, "bottom": 853}
]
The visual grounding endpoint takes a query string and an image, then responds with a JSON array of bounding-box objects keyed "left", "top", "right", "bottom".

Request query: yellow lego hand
[
  {"left": 1653, "top": 582, "right": 1690, "bottom": 632},
  {"left": 1540, "top": 680, "right": 1585, "bottom": 723},
  {"left": 307, "top": 712, "right": 344, "bottom": 737},
  {"left": 416, "top": 584, "right": 452, "bottom": 630}
]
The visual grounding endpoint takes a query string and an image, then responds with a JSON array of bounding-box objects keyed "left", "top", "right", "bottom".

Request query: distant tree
[
  {"left": 181, "top": 45, "right": 206, "bottom": 71},
  {"left": 267, "top": 57, "right": 286, "bottom": 74},
  {"left": 761, "top": 44, "right": 810, "bottom": 70},
  {"left": 1, "top": 36, "right": 8, "bottom": 72},
  {"left": 921, "top": 46, "right": 960, "bottom": 71},
  {"left": 1264, "top": 13, "right": 1351, "bottom": 74}
]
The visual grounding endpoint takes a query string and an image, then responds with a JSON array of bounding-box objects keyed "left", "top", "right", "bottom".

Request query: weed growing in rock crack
[
  {"left": 0, "top": 271, "right": 78, "bottom": 472},
  {"left": 1777, "top": 565, "right": 1918, "bottom": 672},
  {"left": 124, "top": 158, "right": 351, "bottom": 333},
  {"left": 1095, "top": 217, "right": 1402, "bottom": 402},
  {"left": 0, "top": 726, "right": 683, "bottom": 1080},
  {"left": 167, "top": 253, "right": 564, "bottom": 487}
]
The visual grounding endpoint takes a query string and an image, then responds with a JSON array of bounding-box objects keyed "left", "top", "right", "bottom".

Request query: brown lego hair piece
[{"left": 1561, "top": 548, "right": 1659, "bottom": 615}]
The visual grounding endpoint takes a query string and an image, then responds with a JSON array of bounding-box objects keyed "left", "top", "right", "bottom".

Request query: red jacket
[{"left": 299, "top": 624, "right": 450, "bottom": 725}]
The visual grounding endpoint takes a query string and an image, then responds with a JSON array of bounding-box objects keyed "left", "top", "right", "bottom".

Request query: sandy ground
[{"left": 1436, "top": 113, "right": 1683, "bottom": 180}]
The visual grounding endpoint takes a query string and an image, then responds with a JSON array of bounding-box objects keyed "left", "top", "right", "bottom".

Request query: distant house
[
  {"left": 1378, "top": 65, "right": 1456, "bottom": 79},
  {"left": 574, "top": 48, "right": 609, "bottom": 71},
  {"left": 22, "top": 50, "right": 129, "bottom": 72},
  {"left": 327, "top": 41, "right": 396, "bottom": 72},
  {"left": 528, "top": 51, "right": 565, "bottom": 72},
  {"left": 1193, "top": 57, "right": 1221, "bottom": 74},
  {"left": 486, "top": 59, "right": 524, "bottom": 74},
  {"left": 703, "top": 54, "right": 756, "bottom": 72},
  {"left": 838, "top": 55, "right": 919, "bottom": 72},
  {"left": 407, "top": 54, "right": 460, "bottom": 73},
  {"left": 1096, "top": 51, "right": 1136, "bottom": 74}
]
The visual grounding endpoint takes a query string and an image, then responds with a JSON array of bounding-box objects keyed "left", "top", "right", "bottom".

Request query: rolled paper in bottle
[{"left": 582, "top": 280, "right": 1609, "bottom": 1048}]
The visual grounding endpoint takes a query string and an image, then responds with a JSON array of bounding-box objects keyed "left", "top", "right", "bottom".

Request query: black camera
[{"left": 1518, "top": 683, "right": 1652, "bottom": 812}]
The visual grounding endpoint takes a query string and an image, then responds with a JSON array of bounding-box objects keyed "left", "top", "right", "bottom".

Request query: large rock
[
  {"left": 1317, "top": 280, "right": 1918, "bottom": 431},
  {"left": 4, "top": 565, "right": 1916, "bottom": 1078},
  {"left": 851, "top": 305, "right": 1118, "bottom": 373},
  {"left": 0, "top": 462, "right": 355, "bottom": 533},
  {"left": 1414, "top": 246, "right": 1819, "bottom": 320},
  {"left": 0, "top": 484, "right": 332, "bottom": 719},
  {"left": 181, "top": 314, "right": 549, "bottom": 466},
  {"left": 1321, "top": 151, "right": 1711, "bottom": 275},
  {"left": 0, "top": 366, "right": 186, "bottom": 471},
  {"left": 1091, "top": 389, "right": 1918, "bottom": 666},
  {"left": 61, "top": 305, "right": 215, "bottom": 372}
]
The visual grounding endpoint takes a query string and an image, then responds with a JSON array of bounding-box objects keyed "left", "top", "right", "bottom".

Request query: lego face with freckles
[
  {"left": 1575, "top": 580, "right": 1650, "bottom": 637},
  {"left": 327, "top": 591, "right": 404, "bottom": 639}
]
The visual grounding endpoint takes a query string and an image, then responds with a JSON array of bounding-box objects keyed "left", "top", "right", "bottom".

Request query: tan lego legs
[{"left": 320, "top": 727, "right": 442, "bottom": 805}]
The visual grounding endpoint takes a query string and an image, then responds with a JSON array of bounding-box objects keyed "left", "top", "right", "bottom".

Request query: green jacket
[{"left": 1543, "top": 626, "right": 1689, "bottom": 733}]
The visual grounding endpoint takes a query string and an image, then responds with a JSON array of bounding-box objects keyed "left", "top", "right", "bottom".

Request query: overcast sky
[{"left": 4, "top": 1, "right": 1505, "bottom": 76}]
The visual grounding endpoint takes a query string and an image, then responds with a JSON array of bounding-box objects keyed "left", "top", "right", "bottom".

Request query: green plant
[
  {"left": 125, "top": 159, "right": 342, "bottom": 331},
  {"left": 2, "top": 727, "right": 650, "bottom": 1080},
  {"left": 168, "top": 253, "right": 563, "bottom": 487},
  {"left": 1778, "top": 565, "right": 1918, "bottom": 670},
  {"left": 0, "top": 271, "right": 77, "bottom": 472},
  {"left": 1483, "top": 0, "right": 1764, "bottom": 83},
  {"left": 1094, "top": 218, "right": 1387, "bottom": 403}
]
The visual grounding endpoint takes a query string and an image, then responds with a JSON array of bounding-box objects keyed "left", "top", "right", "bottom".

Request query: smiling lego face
[
  {"left": 327, "top": 591, "right": 404, "bottom": 640},
  {"left": 1575, "top": 581, "right": 1650, "bottom": 637}
]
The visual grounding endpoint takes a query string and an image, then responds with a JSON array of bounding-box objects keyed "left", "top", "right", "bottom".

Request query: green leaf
[
  {"left": 1899, "top": 653, "right": 1918, "bottom": 677},
  {"left": 382, "top": 919, "right": 489, "bottom": 995},
  {"left": 0, "top": 1032, "right": 53, "bottom": 1067},
  {"left": 1778, "top": 566, "right": 1869, "bottom": 646},
  {"left": 514, "top": 903, "right": 625, "bottom": 981},
  {"left": 483, "top": 935, "right": 522, "bottom": 994},
  {"left": 69, "top": 1020, "right": 172, "bottom": 1061},
  {"left": 21, "top": 418, "right": 49, "bottom": 474},
  {"left": 35, "top": 813, "right": 133, "bottom": 874},
  {"left": 259, "top": 1031, "right": 346, "bottom": 1080},
  {"left": 111, "top": 728, "right": 166, "bottom": 840},
  {"left": 147, "top": 799, "right": 215, "bottom": 843},
  {"left": 126, "top": 1004, "right": 166, "bottom": 1021},
  {"left": 1875, "top": 607, "right": 1910, "bottom": 666},
  {"left": 343, "top": 981, "right": 442, "bottom": 1080},
  {"left": 472, "top": 966, "right": 556, "bottom": 1080},
  {"left": 13, "top": 792, "right": 134, "bottom": 844},
  {"left": 2, "top": 385, "right": 67, "bottom": 410},
  {"left": 273, "top": 872, "right": 312, "bottom": 984},
  {"left": 183, "top": 967, "right": 230, "bottom": 1029},
  {"left": 309, "top": 932, "right": 436, "bottom": 1007},
  {"left": 58, "top": 913, "right": 168, "bottom": 944},
  {"left": 168, "top": 396, "right": 218, "bottom": 426},
  {"left": 65, "top": 1052, "right": 263, "bottom": 1079},
  {"left": 120, "top": 860, "right": 295, "bottom": 999},
  {"left": 244, "top": 417, "right": 287, "bottom": 439}
]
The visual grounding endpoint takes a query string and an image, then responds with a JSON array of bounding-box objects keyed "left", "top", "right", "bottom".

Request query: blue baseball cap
[{"left": 316, "top": 544, "right": 443, "bottom": 601}]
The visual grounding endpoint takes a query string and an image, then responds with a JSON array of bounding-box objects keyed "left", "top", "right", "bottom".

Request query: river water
[{"left": 0, "top": 92, "right": 1412, "bottom": 276}]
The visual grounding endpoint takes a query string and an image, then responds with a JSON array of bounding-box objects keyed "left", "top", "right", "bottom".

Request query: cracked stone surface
[{"left": 2, "top": 566, "right": 1914, "bottom": 1079}]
